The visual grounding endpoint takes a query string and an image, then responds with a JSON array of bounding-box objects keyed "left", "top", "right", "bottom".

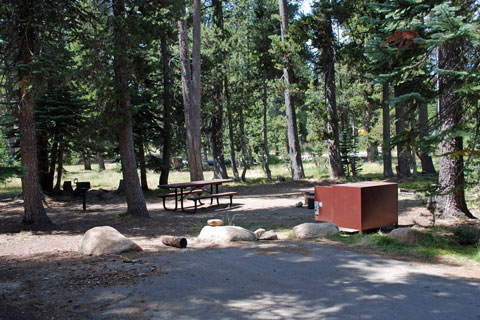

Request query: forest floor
[{"left": 1, "top": 179, "right": 479, "bottom": 319}]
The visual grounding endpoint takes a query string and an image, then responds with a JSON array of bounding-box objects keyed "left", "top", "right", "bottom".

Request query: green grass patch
[
  {"left": 327, "top": 229, "right": 480, "bottom": 262},
  {"left": 0, "top": 179, "right": 22, "bottom": 198},
  {"left": 113, "top": 212, "right": 133, "bottom": 221}
]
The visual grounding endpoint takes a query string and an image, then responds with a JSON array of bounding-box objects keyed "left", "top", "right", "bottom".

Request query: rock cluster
[
  {"left": 198, "top": 219, "right": 279, "bottom": 243},
  {"left": 198, "top": 225, "right": 257, "bottom": 243}
]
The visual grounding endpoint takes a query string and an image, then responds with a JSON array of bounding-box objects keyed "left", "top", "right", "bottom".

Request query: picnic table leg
[
  {"left": 174, "top": 189, "right": 178, "bottom": 210},
  {"left": 180, "top": 188, "right": 185, "bottom": 212},
  {"left": 192, "top": 199, "right": 198, "bottom": 213},
  {"left": 162, "top": 196, "right": 177, "bottom": 211},
  {"left": 215, "top": 184, "right": 220, "bottom": 205},
  {"left": 209, "top": 184, "right": 214, "bottom": 204},
  {"left": 162, "top": 189, "right": 178, "bottom": 211}
]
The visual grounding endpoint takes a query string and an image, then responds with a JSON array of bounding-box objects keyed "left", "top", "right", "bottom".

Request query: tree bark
[
  {"left": 225, "top": 76, "right": 240, "bottom": 181},
  {"left": 48, "top": 139, "right": 58, "bottom": 191},
  {"left": 17, "top": 0, "right": 51, "bottom": 227},
  {"left": 178, "top": 3, "right": 204, "bottom": 181},
  {"left": 436, "top": 42, "right": 474, "bottom": 218},
  {"left": 83, "top": 152, "right": 92, "bottom": 170},
  {"left": 53, "top": 142, "right": 64, "bottom": 194},
  {"left": 351, "top": 117, "right": 357, "bottom": 178},
  {"left": 96, "top": 152, "right": 105, "bottom": 171},
  {"left": 162, "top": 236, "right": 187, "bottom": 248},
  {"left": 394, "top": 85, "right": 411, "bottom": 178},
  {"left": 238, "top": 103, "right": 249, "bottom": 182},
  {"left": 262, "top": 67, "right": 273, "bottom": 180},
  {"left": 260, "top": 4, "right": 272, "bottom": 181},
  {"left": 159, "top": 34, "right": 172, "bottom": 185},
  {"left": 364, "top": 108, "right": 375, "bottom": 162},
  {"left": 382, "top": 83, "right": 394, "bottom": 178},
  {"left": 19, "top": 93, "right": 52, "bottom": 226},
  {"left": 138, "top": 140, "right": 148, "bottom": 191},
  {"left": 112, "top": 0, "right": 149, "bottom": 218},
  {"left": 418, "top": 103, "right": 436, "bottom": 174},
  {"left": 409, "top": 114, "right": 418, "bottom": 178},
  {"left": 278, "top": 0, "right": 305, "bottom": 180},
  {"left": 210, "top": 0, "right": 229, "bottom": 179},
  {"left": 323, "top": 13, "right": 344, "bottom": 179}
]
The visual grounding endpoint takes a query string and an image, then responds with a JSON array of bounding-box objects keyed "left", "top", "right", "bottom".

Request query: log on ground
[{"left": 162, "top": 236, "right": 188, "bottom": 248}]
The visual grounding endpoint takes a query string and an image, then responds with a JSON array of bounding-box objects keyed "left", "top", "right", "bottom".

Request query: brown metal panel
[
  {"left": 314, "top": 186, "right": 334, "bottom": 222},
  {"left": 314, "top": 182, "right": 398, "bottom": 233},
  {"left": 360, "top": 183, "right": 398, "bottom": 231},
  {"left": 330, "top": 185, "right": 362, "bottom": 230}
]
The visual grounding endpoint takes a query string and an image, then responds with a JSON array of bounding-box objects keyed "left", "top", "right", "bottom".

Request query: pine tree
[{"left": 278, "top": 0, "right": 305, "bottom": 180}]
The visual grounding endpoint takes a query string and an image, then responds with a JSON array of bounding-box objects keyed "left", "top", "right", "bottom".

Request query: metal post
[{"left": 82, "top": 191, "right": 86, "bottom": 211}]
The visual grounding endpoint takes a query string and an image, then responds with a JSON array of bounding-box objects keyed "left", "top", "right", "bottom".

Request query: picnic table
[{"left": 158, "top": 179, "right": 236, "bottom": 213}]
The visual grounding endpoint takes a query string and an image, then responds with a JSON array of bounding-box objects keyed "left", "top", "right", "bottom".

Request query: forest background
[{"left": 0, "top": 0, "right": 479, "bottom": 229}]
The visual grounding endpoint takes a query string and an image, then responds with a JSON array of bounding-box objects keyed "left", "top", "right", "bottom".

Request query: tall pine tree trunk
[
  {"left": 96, "top": 152, "right": 105, "bottom": 171},
  {"left": 138, "top": 140, "right": 148, "bottom": 191},
  {"left": 260, "top": 4, "right": 272, "bottom": 181},
  {"left": 178, "top": 3, "right": 204, "bottom": 181},
  {"left": 112, "top": 0, "right": 149, "bottom": 218},
  {"left": 437, "top": 42, "right": 474, "bottom": 218},
  {"left": 210, "top": 0, "right": 228, "bottom": 179},
  {"left": 394, "top": 85, "right": 411, "bottom": 178},
  {"left": 278, "top": 0, "right": 305, "bottom": 180},
  {"left": 19, "top": 92, "right": 51, "bottom": 226},
  {"left": 382, "top": 83, "right": 394, "bottom": 178},
  {"left": 225, "top": 76, "right": 240, "bottom": 181},
  {"left": 323, "top": 14, "right": 344, "bottom": 179},
  {"left": 53, "top": 142, "right": 64, "bottom": 194},
  {"left": 262, "top": 68, "right": 272, "bottom": 181},
  {"left": 17, "top": 1, "right": 51, "bottom": 227},
  {"left": 83, "top": 151, "right": 92, "bottom": 170},
  {"left": 239, "top": 103, "right": 249, "bottom": 182},
  {"left": 363, "top": 104, "right": 376, "bottom": 162},
  {"left": 48, "top": 140, "right": 58, "bottom": 192},
  {"left": 409, "top": 113, "right": 418, "bottom": 178},
  {"left": 418, "top": 103, "right": 436, "bottom": 174},
  {"left": 159, "top": 34, "right": 172, "bottom": 185}
]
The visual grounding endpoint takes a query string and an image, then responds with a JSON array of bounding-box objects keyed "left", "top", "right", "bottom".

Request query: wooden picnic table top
[{"left": 158, "top": 179, "right": 233, "bottom": 189}]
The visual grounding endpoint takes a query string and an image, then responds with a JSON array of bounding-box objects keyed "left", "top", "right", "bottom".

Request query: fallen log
[{"left": 162, "top": 236, "right": 187, "bottom": 248}]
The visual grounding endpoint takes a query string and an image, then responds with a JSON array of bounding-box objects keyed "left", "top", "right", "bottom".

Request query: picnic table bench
[
  {"left": 187, "top": 191, "right": 237, "bottom": 212},
  {"left": 158, "top": 189, "right": 204, "bottom": 211}
]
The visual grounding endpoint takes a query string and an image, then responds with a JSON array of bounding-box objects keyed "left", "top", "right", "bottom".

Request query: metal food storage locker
[{"left": 314, "top": 182, "right": 398, "bottom": 234}]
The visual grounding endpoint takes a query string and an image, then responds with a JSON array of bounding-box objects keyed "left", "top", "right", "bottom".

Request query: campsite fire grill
[
  {"left": 74, "top": 179, "right": 91, "bottom": 211},
  {"left": 314, "top": 182, "right": 398, "bottom": 234}
]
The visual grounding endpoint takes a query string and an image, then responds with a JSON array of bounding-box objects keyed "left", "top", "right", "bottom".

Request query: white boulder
[
  {"left": 198, "top": 226, "right": 257, "bottom": 243},
  {"left": 78, "top": 226, "right": 142, "bottom": 256},
  {"left": 293, "top": 222, "right": 339, "bottom": 239}
]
